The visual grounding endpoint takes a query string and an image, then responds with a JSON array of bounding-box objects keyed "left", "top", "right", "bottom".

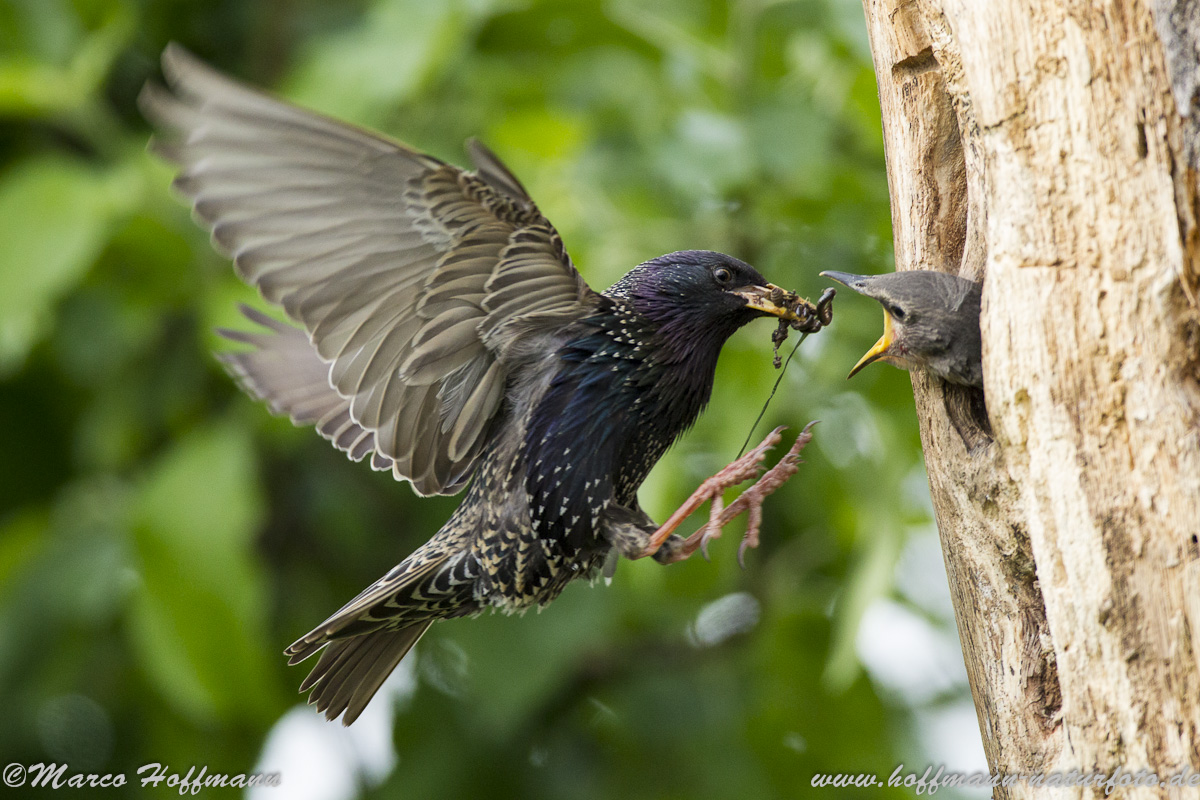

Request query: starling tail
[{"left": 295, "top": 623, "right": 432, "bottom": 725}]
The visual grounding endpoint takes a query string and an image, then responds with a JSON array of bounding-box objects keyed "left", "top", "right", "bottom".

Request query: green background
[{"left": 0, "top": 0, "right": 985, "bottom": 797}]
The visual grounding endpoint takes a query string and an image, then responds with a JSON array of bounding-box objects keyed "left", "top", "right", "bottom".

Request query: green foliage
[
  {"left": 0, "top": 155, "right": 134, "bottom": 373},
  {"left": 127, "top": 420, "right": 276, "bottom": 724},
  {"left": 0, "top": 0, "right": 976, "bottom": 797}
]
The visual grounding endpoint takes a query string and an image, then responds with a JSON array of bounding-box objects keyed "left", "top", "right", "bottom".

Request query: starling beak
[
  {"left": 141, "top": 44, "right": 822, "bottom": 725},
  {"left": 820, "top": 270, "right": 983, "bottom": 388},
  {"left": 732, "top": 284, "right": 805, "bottom": 321},
  {"left": 847, "top": 305, "right": 895, "bottom": 379}
]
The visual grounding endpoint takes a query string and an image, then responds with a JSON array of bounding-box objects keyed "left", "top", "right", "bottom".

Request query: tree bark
[{"left": 860, "top": 0, "right": 1200, "bottom": 796}]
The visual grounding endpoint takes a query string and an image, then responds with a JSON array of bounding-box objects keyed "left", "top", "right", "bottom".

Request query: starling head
[
  {"left": 819, "top": 270, "right": 983, "bottom": 388},
  {"left": 608, "top": 250, "right": 804, "bottom": 351}
]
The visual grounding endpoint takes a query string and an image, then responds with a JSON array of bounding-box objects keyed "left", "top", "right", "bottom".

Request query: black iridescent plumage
[{"left": 141, "top": 45, "right": 808, "bottom": 724}]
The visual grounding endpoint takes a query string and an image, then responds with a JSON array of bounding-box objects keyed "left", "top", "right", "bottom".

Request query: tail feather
[
  {"left": 296, "top": 622, "right": 433, "bottom": 725},
  {"left": 327, "top": 632, "right": 407, "bottom": 722},
  {"left": 283, "top": 541, "right": 467, "bottom": 723},
  {"left": 298, "top": 638, "right": 358, "bottom": 692},
  {"left": 287, "top": 631, "right": 335, "bottom": 666}
]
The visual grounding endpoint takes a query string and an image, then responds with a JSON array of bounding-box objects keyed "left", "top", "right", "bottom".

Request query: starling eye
[
  {"left": 713, "top": 267, "right": 733, "bottom": 284},
  {"left": 888, "top": 304, "right": 907, "bottom": 321}
]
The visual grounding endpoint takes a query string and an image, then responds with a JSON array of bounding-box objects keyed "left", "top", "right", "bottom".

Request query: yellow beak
[
  {"left": 733, "top": 283, "right": 803, "bottom": 321},
  {"left": 847, "top": 308, "right": 894, "bottom": 378}
]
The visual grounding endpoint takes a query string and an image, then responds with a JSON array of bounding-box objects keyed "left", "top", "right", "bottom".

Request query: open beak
[
  {"left": 733, "top": 283, "right": 802, "bottom": 321},
  {"left": 847, "top": 308, "right": 894, "bottom": 378},
  {"left": 819, "top": 271, "right": 892, "bottom": 379}
]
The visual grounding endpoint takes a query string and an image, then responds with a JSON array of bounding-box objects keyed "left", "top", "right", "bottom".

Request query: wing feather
[
  {"left": 143, "top": 44, "right": 600, "bottom": 494},
  {"left": 216, "top": 306, "right": 394, "bottom": 470}
]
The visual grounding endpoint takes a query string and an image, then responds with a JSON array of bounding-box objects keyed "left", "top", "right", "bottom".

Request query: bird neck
[{"left": 596, "top": 296, "right": 727, "bottom": 426}]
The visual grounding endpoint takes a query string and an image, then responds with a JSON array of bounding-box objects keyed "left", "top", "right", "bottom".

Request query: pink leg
[{"left": 639, "top": 421, "right": 817, "bottom": 564}]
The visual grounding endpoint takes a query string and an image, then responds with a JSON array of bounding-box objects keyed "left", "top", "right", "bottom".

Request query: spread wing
[{"left": 140, "top": 44, "right": 599, "bottom": 495}]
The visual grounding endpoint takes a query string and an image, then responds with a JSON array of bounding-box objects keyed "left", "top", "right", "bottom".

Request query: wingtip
[
  {"left": 214, "top": 327, "right": 249, "bottom": 344},
  {"left": 162, "top": 40, "right": 188, "bottom": 60},
  {"left": 464, "top": 135, "right": 486, "bottom": 156},
  {"left": 160, "top": 41, "right": 200, "bottom": 82},
  {"left": 135, "top": 79, "right": 167, "bottom": 117},
  {"left": 235, "top": 303, "right": 282, "bottom": 328}
]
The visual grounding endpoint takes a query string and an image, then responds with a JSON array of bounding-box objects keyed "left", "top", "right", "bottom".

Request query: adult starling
[
  {"left": 140, "top": 45, "right": 828, "bottom": 724},
  {"left": 820, "top": 270, "right": 983, "bottom": 388}
]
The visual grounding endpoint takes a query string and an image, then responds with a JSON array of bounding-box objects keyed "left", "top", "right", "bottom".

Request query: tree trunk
[{"left": 859, "top": 0, "right": 1200, "bottom": 796}]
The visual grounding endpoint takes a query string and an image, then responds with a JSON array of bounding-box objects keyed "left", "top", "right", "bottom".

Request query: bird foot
[{"left": 640, "top": 422, "right": 817, "bottom": 565}]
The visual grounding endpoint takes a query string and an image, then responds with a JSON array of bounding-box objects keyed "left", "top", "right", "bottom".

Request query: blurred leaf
[
  {"left": 658, "top": 108, "right": 753, "bottom": 195},
  {"left": 607, "top": 0, "right": 734, "bottom": 85},
  {"left": 44, "top": 476, "right": 136, "bottom": 625},
  {"left": 0, "top": 155, "right": 141, "bottom": 375},
  {"left": 443, "top": 583, "right": 617, "bottom": 737},
  {"left": 0, "top": 2, "right": 133, "bottom": 117},
  {"left": 0, "top": 508, "right": 49, "bottom": 596},
  {"left": 0, "top": 509, "right": 52, "bottom": 703},
  {"left": 0, "top": 157, "right": 107, "bottom": 374},
  {"left": 127, "top": 420, "right": 275, "bottom": 724},
  {"left": 823, "top": 512, "right": 901, "bottom": 691},
  {"left": 288, "top": 0, "right": 505, "bottom": 125},
  {"left": 490, "top": 107, "right": 587, "bottom": 162},
  {"left": 748, "top": 97, "right": 835, "bottom": 193},
  {"left": 0, "top": 0, "right": 83, "bottom": 63}
]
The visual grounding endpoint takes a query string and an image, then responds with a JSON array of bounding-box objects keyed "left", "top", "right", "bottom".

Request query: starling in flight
[
  {"left": 141, "top": 45, "right": 830, "bottom": 724},
  {"left": 820, "top": 270, "right": 982, "bottom": 388}
]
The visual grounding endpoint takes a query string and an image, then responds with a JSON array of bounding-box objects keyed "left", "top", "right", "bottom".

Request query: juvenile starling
[
  {"left": 140, "top": 45, "right": 828, "bottom": 724},
  {"left": 820, "top": 270, "right": 983, "bottom": 388}
]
